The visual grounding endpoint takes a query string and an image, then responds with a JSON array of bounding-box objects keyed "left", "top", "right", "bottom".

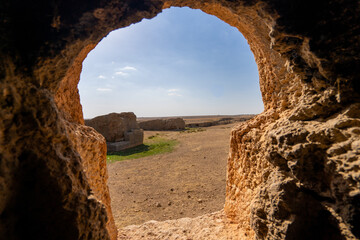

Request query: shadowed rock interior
[{"left": 0, "top": 0, "right": 359, "bottom": 239}]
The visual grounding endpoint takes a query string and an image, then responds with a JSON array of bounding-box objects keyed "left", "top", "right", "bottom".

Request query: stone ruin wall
[
  {"left": 138, "top": 118, "right": 186, "bottom": 130},
  {"left": 85, "top": 112, "right": 144, "bottom": 152},
  {"left": 0, "top": 0, "right": 359, "bottom": 239}
]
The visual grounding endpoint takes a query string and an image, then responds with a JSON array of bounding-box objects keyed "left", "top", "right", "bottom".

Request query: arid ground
[{"left": 107, "top": 122, "right": 239, "bottom": 229}]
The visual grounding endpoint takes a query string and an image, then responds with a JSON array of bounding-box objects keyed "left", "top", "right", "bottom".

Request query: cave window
[{"left": 78, "top": 6, "right": 262, "bottom": 228}]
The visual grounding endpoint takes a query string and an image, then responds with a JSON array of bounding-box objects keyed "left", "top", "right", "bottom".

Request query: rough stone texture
[
  {"left": 85, "top": 112, "right": 139, "bottom": 142},
  {"left": 139, "top": 118, "right": 186, "bottom": 130},
  {"left": 54, "top": 44, "right": 96, "bottom": 125},
  {"left": 118, "top": 210, "right": 247, "bottom": 239},
  {"left": 52, "top": 42, "right": 119, "bottom": 237},
  {"left": 0, "top": 82, "right": 110, "bottom": 240},
  {"left": 85, "top": 112, "right": 144, "bottom": 152},
  {"left": 64, "top": 121, "right": 117, "bottom": 239},
  {"left": 0, "top": 0, "right": 359, "bottom": 240}
]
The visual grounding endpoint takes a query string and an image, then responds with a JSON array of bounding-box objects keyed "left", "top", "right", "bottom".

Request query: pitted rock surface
[{"left": 0, "top": 0, "right": 359, "bottom": 239}]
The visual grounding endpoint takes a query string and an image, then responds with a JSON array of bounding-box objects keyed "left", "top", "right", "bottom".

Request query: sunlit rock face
[
  {"left": 85, "top": 112, "right": 144, "bottom": 152},
  {"left": 0, "top": 0, "right": 359, "bottom": 239},
  {"left": 139, "top": 118, "right": 186, "bottom": 130}
]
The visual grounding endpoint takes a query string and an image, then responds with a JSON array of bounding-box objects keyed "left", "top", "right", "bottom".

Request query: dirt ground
[{"left": 107, "top": 123, "right": 238, "bottom": 229}]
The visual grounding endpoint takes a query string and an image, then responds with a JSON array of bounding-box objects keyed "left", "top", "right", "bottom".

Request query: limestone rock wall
[
  {"left": 85, "top": 112, "right": 144, "bottom": 152},
  {"left": 85, "top": 112, "right": 140, "bottom": 142},
  {"left": 64, "top": 121, "right": 117, "bottom": 239},
  {"left": 0, "top": 81, "right": 110, "bottom": 239},
  {"left": 226, "top": 106, "right": 360, "bottom": 239},
  {"left": 54, "top": 44, "right": 96, "bottom": 125},
  {"left": 0, "top": 0, "right": 359, "bottom": 239},
  {"left": 139, "top": 118, "right": 186, "bottom": 130},
  {"left": 53, "top": 40, "right": 118, "bottom": 237}
]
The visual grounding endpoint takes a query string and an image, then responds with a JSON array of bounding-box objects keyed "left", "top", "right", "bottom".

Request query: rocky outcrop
[
  {"left": 138, "top": 118, "right": 186, "bottom": 130},
  {"left": 0, "top": 0, "right": 359, "bottom": 240},
  {"left": 118, "top": 210, "right": 246, "bottom": 239},
  {"left": 85, "top": 112, "right": 144, "bottom": 152},
  {"left": 64, "top": 121, "right": 117, "bottom": 239}
]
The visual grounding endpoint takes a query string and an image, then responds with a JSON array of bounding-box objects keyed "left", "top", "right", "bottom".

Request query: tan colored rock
[
  {"left": 1, "top": 0, "right": 359, "bottom": 239},
  {"left": 85, "top": 112, "right": 140, "bottom": 141},
  {"left": 0, "top": 82, "right": 112, "bottom": 239},
  {"left": 54, "top": 44, "right": 96, "bottom": 125},
  {"left": 85, "top": 112, "right": 144, "bottom": 152},
  {"left": 138, "top": 118, "right": 185, "bottom": 130},
  {"left": 64, "top": 121, "right": 117, "bottom": 239},
  {"left": 118, "top": 210, "right": 247, "bottom": 240}
]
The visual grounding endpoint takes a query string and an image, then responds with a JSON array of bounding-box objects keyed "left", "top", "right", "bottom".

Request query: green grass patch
[{"left": 107, "top": 135, "right": 177, "bottom": 163}]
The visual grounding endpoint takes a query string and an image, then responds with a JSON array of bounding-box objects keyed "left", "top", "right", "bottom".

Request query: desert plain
[{"left": 107, "top": 115, "right": 253, "bottom": 229}]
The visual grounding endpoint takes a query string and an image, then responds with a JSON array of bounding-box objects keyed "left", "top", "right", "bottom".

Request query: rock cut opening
[
  {"left": 53, "top": 1, "right": 301, "bottom": 239},
  {"left": 2, "top": 0, "right": 359, "bottom": 239},
  {"left": 77, "top": 6, "right": 262, "bottom": 229}
]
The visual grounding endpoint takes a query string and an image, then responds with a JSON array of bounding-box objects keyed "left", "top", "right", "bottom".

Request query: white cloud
[
  {"left": 114, "top": 71, "right": 129, "bottom": 76},
  {"left": 113, "top": 66, "right": 137, "bottom": 78},
  {"left": 98, "top": 75, "right": 106, "bottom": 79},
  {"left": 121, "top": 66, "right": 137, "bottom": 71},
  {"left": 167, "top": 89, "right": 182, "bottom": 97},
  {"left": 96, "top": 88, "right": 112, "bottom": 92}
]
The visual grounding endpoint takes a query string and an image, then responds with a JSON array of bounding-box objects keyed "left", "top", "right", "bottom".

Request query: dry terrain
[
  {"left": 107, "top": 122, "right": 238, "bottom": 229},
  {"left": 138, "top": 115, "right": 255, "bottom": 125}
]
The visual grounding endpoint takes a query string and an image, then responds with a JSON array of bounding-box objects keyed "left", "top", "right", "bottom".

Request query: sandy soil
[{"left": 107, "top": 123, "right": 237, "bottom": 229}]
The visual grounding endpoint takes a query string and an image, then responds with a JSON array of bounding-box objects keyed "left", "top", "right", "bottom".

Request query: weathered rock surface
[
  {"left": 139, "top": 118, "right": 186, "bottom": 130},
  {"left": 0, "top": 0, "right": 359, "bottom": 240},
  {"left": 85, "top": 112, "right": 138, "bottom": 142},
  {"left": 64, "top": 121, "right": 117, "bottom": 238},
  {"left": 118, "top": 210, "right": 247, "bottom": 240},
  {"left": 85, "top": 112, "right": 144, "bottom": 152}
]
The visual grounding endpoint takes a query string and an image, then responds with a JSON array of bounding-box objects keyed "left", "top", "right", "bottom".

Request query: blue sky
[{"left": 79, "top": 7, "right": 263, "bottom": 118}]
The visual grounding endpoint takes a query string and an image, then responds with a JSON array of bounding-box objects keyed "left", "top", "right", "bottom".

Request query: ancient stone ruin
[
  {"left": 85, "top": 112, "right": 144, "bottom": 152},
  {"left": 138, "top": 118, "right": 186, "bottom": 130},
  {"left": 0, "top": 0, "right": 359, "bottom": 240}
]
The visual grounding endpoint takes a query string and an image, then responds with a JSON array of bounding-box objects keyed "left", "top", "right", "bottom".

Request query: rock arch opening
[
  {"left": 53, "top": 3, "right": 287, "bottom": 238},
  {"left": 78, "top": 7, "right": 262, "bottom": 118},
  {"left": 1, "top": 1, "right": 359, "bottom": 240},
  {"left": 78, "top": 6, "right": 263, "bottom": 229}
]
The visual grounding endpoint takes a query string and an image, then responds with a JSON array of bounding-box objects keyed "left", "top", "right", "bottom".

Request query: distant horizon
[
  {"left": 84, "top": 112, "right": 258, "bottom": 120},
  {"left": 79, "top": 7, "right": 263, "bottom": 119}
]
